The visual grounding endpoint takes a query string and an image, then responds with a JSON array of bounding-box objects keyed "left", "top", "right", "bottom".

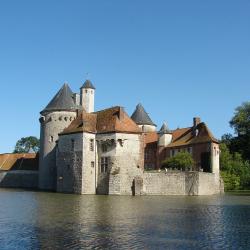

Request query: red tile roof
[
  {"left": 144, "top": 132, "right": 159, "bottom": 144},
  {"left": 0, "top": 153, "right": 39, "bottom": 171},
  {"left": 167, "top": 123, "right": 218, "bottom": 147},
  {"left": 61, "top": 106, "right": 141, "bottom": 135},
  {"left": 143, "top": 123, "right": 218, "bottom": 147}
]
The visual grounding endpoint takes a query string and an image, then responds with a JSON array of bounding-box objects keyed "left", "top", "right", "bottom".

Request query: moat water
[{"left": 0, "top": 189, "right": 250, "bottom": 250}]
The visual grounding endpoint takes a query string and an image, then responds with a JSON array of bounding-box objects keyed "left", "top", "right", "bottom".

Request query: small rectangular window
[
  {"left": 91, "top": 161, "right": 94, "bottom": 168},
  {"left": 90, "top": 139, "right": 94, "bottom": 151},
  {"left": 100, "top": 157, "right": 109, "bottom": 173},
  {"left": 71, "top": 139, "right": 75, "bottom": 151}
]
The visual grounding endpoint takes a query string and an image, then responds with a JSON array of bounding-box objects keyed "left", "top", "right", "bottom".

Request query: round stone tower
[
  {"left": 39, "top": 83, "right": 77, "bottom": 190},
  {"left": 131, "top": 103, "right": 156, "bottom": 132},
  {"left": 80, "top": 79, "right": 95, "bottom": 113}
]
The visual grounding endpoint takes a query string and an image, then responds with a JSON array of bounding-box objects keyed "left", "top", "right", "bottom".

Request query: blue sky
[{"left": 0, "top": 0, "right": 249, "bottom": 153}]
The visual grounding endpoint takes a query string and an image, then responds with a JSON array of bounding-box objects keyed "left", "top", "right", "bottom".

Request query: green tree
[
  {"left": 229, "top": 102, "right": 250, "bottom": 161},
  {"left": 220, "top": 171, "right": 240, "bottom": 191},
  {"left": 13, "top": 136, "right": 40, "bottom": 153},
  {"left": 230, "top": 102, "right": 250, "bottom": 136},
  {"left": 220, "top": 142, "right": 250, "bottom": 190},
  {"left": 161, "top": 152, "right": 194, "bottom": 171}
]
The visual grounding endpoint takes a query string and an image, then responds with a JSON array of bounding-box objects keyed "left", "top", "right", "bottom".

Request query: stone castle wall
[
  {"left": 140, "top": 171, "right": 221, "bottom": 195},
  {"left": 39, "top": 111, "right": 76, "bottom": 191},
  {"left": 56, "top": 133, "right": 83, "bottom": 194},
  {"left": 96, "top": 133, "right": 144, "bottom": 195},
  {"left": 0, "top": 170, "right": 38, "bottom": 189}
]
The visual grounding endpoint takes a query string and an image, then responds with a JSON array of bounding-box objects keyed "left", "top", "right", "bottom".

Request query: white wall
[{"left": 80, "top": 88, "right": 95, "bottom": 113}]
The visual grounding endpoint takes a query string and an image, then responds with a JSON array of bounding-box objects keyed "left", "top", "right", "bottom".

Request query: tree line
[{"left": 220, "top": 102, "right": 250, "bottom": 190}]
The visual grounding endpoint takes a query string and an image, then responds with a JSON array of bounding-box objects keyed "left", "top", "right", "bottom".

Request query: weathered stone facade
[
  {"left": 37, "top": 81, "right": 223, "bottom": 196},
  {"left": 39, "top": 110, "right": 77, "bottom": 190}
]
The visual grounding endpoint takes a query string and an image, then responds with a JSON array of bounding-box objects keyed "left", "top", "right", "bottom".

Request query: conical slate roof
[
  {"left": 158, "top": 122, "right": 171, "bottom": 134},
  {"left": 131, "top": 103, "right": 156, "bottom": 126},
  {"left": 41, "top": 83, "right": 77, "bottom": 114},
  {"left": 80, "top": 79, "right": 95, "bottom": 89}
]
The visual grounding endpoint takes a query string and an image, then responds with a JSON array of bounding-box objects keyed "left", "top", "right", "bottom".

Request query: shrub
[{"left": 161, "top": 152, "right": 194, "bottom": 171}]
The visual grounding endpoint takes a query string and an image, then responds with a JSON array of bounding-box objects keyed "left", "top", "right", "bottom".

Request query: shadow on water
[{"left": 0, "top": 189, "right": 250, "bottom": 249}]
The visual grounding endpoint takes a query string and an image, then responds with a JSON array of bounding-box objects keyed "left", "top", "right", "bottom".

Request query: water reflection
[{"left": 0, "top": 190, "right": 250, "bottom": 249}]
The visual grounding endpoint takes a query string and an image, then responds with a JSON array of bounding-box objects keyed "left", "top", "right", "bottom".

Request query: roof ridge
[{"left": 94, "top": 106, "right": 121, "bottom": 114}]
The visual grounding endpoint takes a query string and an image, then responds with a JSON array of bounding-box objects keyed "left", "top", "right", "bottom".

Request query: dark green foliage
[
  {"left": 220, "top": 142, "right": 250, "bottom": 190},
  {"left": 220, "top": 102, "right": 250, "bottom": 190},
  {"left": 161, "top": 152, "right": 194, "bottom": 171},
  {"left": 230, "top": 102, "right": 250, "bottom": 136},
  {"left": 221, "top": 171, "right": 240, "bottom": 191},
  {"left": 13, "top": 136, "right": 40, "bottom": 153},
  {"left": 229, "top": 102, "right": 250, "bottom": 161}
]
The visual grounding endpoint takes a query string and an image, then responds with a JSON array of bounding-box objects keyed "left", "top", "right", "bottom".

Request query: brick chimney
[
  {"left": 193, "top": 117, "right": 201, "bottom": 127},
  {"left": 193, "top": 117, "right": 201, "bottom": 136}
]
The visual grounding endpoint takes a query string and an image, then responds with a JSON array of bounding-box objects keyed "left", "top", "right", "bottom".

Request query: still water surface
[{"left": 0, "top": 189, "right": 250, "bottom": 250}]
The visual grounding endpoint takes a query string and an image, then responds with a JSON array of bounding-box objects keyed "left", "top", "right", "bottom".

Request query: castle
[{"left": 38, "top": 80, "right": 223, "bottom": 195}]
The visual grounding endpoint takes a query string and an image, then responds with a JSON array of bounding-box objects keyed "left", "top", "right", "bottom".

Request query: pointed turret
[
  {"left": 131, "top": 103, "right": 156, "bottom": 132},
  {"left": 158, "top": 122, "right": 171, "bottom": 134},
  {"left": 158, "top": 122, "right": 172, "bottom": 147},
  {"left": 41, "top": 83, "right": 76, "bottom": 114},
  {"left": 80, "top": 79, "right": 95, "bottom": 113},
  {"left": 81, "top": 79, "right": 95, "bottom": 89},
  {"left": 39, "top": 83, "right": 77, "bottom": 191}
]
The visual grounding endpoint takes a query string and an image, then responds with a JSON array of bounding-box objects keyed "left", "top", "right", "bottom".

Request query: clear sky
[{"left": 0, "top": 0, "right": 249, "bottom": 153}]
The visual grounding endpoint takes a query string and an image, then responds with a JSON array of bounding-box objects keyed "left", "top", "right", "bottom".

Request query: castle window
[
  {"left": 50, "top": 136, "right": 54, "bottom": 142},
  {"left": 171, "top": 150, "right": 175, "bottom": 157},
  {"left": 100, "top": 157, "right": 108, "bottom": 173},
  {"left": 71, "top": 139, "right": 75, "bottom": 151},
  {"left": 102, "top": 144, "right": 107, "bottom": 152},
  {"left": 85, "top": 89, "right": 88, "bottom": 93},
  {"left": 91, "top": 161, "right": 94, "bottom": 168},
  {"left": 90, "top": 139, "right": 94, "bottom": 151}
]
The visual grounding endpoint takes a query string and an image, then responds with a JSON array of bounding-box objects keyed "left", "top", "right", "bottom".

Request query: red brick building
[{"left": 131, "top": 105, "right": 219, "bottom": 173}]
